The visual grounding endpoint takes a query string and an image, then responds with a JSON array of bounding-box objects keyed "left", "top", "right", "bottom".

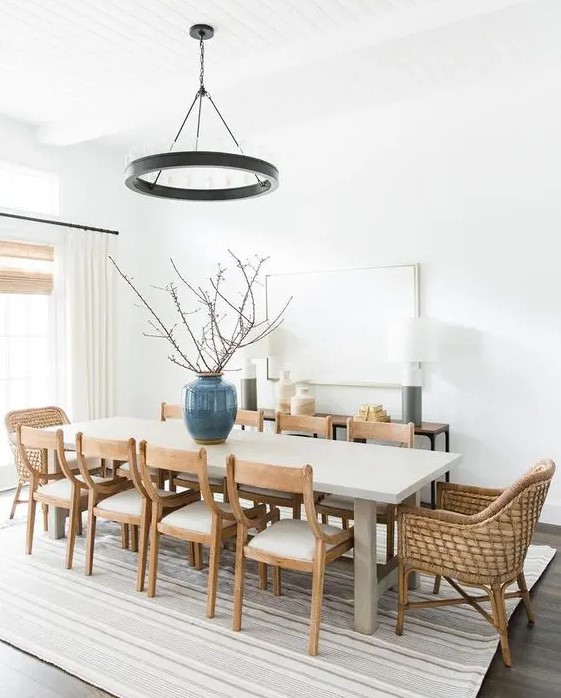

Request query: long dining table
[{"left": 45, "top": 416, "right": 461, "bottom": 634}]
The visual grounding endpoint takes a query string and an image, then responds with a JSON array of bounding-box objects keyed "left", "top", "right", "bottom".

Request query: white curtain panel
[{"left": 64, "top": 230, "right": 115, "bottom": 420}]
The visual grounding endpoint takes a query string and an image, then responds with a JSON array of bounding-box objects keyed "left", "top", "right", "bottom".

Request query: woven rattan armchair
[
  {"left": 4, "top": 406, "right": 71, "bottom": 527},
  {"left": 396, "top": 460, "right": 555, "bottom": 666}
]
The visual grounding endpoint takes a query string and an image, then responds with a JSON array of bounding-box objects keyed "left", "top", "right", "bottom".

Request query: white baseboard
[{"left": 540, "top": 501, "right": 561, "bottom": 526}]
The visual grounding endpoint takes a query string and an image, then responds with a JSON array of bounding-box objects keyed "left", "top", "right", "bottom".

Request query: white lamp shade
[{"left": 387, "top": 317, "right": 437, "bottom": 363}]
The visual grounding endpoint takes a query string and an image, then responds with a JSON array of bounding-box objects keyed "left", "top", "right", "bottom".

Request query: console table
[{"left": 262, "top": 409, "right": 450, "bottom": 508}]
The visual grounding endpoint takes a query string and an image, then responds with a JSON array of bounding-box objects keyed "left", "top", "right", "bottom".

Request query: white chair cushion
[
  {"left": 118, "top": 463, "right": 159, "bottom": 476},
  {"left": 247, "top": 519, "right": 343, "bottom": 562},
  {"left": 96, "top": 488, "right": 174, "bottom": 516},
  {"left": 160, "top": 500, "right": 235, "bottom": 535},
  {"left": 174, "top": 473, "right": 224, "bottom": 488},
  {"left": 238, "top": 485, "right": 293, "bottom": 501},
  {"left": 66, "top": 456, "right": 100, "bottom": 472},
  {"left": 37, "top": 475, "right": 111, "bottom": 500},
  {"left": 319, "top": 494, "right": 354, "bottom": 511}
]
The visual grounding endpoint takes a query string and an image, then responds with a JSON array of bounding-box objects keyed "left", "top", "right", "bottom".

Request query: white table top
[{"left": 52, "top": 417, "right": 461, "bottom": 504}]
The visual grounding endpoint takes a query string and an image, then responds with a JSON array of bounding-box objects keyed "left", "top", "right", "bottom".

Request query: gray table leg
[
  {"left": 47, "top": 447, "right": 66, "bottom": 539},
  {"left": 353, "top": 498, "right": 378, "bottom": 634}
]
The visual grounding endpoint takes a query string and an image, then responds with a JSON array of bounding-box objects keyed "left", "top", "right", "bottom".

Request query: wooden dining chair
[
  {"left": 236, "top": 413, "right": 333, "bottom": 519},
  {"left": 139, "top": 442, "right": 265, "bottom": 618},
  {"left": 16, "top": 425, "right": 103, "bottom": 568},
  {"left": 76, "top": 434, "right": 195, "bottom": 590},
  {"left": 164, "top": 402, "right": 227, "bottom": 498},
  {"left": 316, "top": 419, "right": 414, "bottom": 561},
  {"left": 235, "top": 409, "right": 264, "bottom": 431},
  {"left": 5, "top": 406, "right": 71, "bottom": 527},
  {"left": 227, "top": 455, "right": 354, "bottom": 655},
  {"left": 396, "top": 460, "right": 555, "bottom": 666}
]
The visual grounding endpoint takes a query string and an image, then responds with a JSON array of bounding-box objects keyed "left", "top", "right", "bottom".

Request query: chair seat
[
  {"left": 160, "top": 500, "right": 235, "bottom": 535},
  {"left": 96, "top": 488, "right": 174, "bottom": 517},
  {"left": 66, "top": 456, "right": 100, "bottom": 472},
  {"left": 319, "top": 494, "right": 388, "bottom": 516},
  {"left": 174, "top": 473, "right": 224, "bottom": 488},
  {"left": 118, "top": 463, "right": 159, "bottom": 476},
  {"left": 247, "top": 519, "right": 343, "bottom": 562},
  {"left": 238, "top": 485, "right": 293, "bottom": 501},
  {"left": 37, "top": 474, "right": 111, "bottom": 500}
]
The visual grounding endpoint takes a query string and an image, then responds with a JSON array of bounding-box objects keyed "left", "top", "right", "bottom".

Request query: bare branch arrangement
[{"left": 109, "top": 251, "right": 291, "bottom": 374}]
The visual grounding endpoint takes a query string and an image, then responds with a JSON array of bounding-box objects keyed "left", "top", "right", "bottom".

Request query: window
[
  {"left": 0, "top": 241, "right": 55, "bottom": 477},
  {"left": 0, "top": 161, "right": 60, "bottom": 216}
]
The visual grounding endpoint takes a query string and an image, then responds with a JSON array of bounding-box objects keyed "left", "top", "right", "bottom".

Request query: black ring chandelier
[{"left": 125, "top": 24, "right": 279, "bottom": 201}]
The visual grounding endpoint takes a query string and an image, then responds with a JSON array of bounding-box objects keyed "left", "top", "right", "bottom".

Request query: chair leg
[
  {"left": 147, "top": 510, "right": 161, "bottom": 598},
  {"left": 273, "top": 566, "right": 282, "bottom": 597},
  {"left": 342, "top": 518, "right": 349, "bottom": 531},
  {"left": 65, "top": 490, "right": 80, "bottom": 570},
  {"left": 136, "top": 502, "right": 151, "bottom": 593},
  {"left": 292, "top": 494, "right": 302, "bottom": 520},
  {"left": 385, "top": 507, "right": 395, "bottom": 561},
  {"left": 25, "top": 494, "right": 37, "bottom": 555},
  {"left": 130, "top": 524, "right": 139, "bottom": 553},
  {"left": 9, "top": 481, "right": 23, "bottom": 520},
  {"left": 168, "top": 471, "right": 176, "bottom": 492},
  {"left": 396, "top": 561, "right": 408, "bottom": 636},
  {"left": 188, "top": 541, "right": 196, "bottom": 567},
  {"left": 491, "top": 584, "right": 512, "bottom": 667},
  {"left": 517, "top": 573, "right": 535, "bottom": 624},
  {"left": 309, "top": 542, "right": 326, "bottom": 656},
  {"left": 42, "top": 502, "right": 48, "bottom": 532},
  {"left": 77, "top": 511, "right": 83, "bottom": 536},
  {"left": 433, "top": 575, "right": 442, "bottom": 594},
  {"left": 320, "top": 514, "right": 328, "bottom": 525},
  {"left": 206, "top": 518, "right": 222, "bottom": 619},
  {"left": 121, "top": 523, "right": 129, "bottom": 549},
  {"left": 193, "top": 542, "right": 203, "bottom": 570},
  {"left": 258, "top": 562, "right": 267, "bottom": 591},
  {"left": 85, "top": 501, "right": 97, "bottom": 576},
  {"left": 232, "top": 527, "right": 247, "bottom": 632}
]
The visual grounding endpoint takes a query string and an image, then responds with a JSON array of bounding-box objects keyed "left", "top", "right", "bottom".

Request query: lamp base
[
  {"left": 240, "top": 377, "right": 258, "bottom": 411},
  {"left": 402, "top": 385, "right": 422, "bottom": 427}
]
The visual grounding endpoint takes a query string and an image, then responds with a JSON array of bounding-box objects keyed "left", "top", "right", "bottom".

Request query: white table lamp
[{"left": 388, "top": 317, "right": 436, "bottom": 426}]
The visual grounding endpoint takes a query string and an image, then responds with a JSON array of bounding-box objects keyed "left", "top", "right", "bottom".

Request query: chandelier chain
[{"left": 199, "top": 35, "right": 205, "bottom": 90}]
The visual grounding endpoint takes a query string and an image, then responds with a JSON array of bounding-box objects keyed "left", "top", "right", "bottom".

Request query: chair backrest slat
[
  {"left": 347, "top": 418, "right": 414, "bottom": 448},
  {"left": 275, "top": 413, "right": 332, "bottom": 440},
  {"left": 160, "top": 402, "right": 182, "bottom": 422},
  {"left": 231, "top": 457, "right": 306, "bottom": 494},
  {"left": 235, "top": 409, "right": 264, "bottom": 431},
  {"left": 5, "top": 406, "right": 70, "bottom": 481}
]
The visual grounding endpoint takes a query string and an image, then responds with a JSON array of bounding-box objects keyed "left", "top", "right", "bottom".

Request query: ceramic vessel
[
  {"left": 290, "top": 385, "right": 315, "bottom": 416},
  {"left": 275, "top": 369, "right": 295, "bottom": 414},
  {"left": 182, "top": 373, "right": 237, "bottom": 444}
]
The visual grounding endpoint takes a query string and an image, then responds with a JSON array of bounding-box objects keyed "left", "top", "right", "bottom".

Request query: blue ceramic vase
[{"left": 182, "top": 373, "right": 237, "bottom": 444}]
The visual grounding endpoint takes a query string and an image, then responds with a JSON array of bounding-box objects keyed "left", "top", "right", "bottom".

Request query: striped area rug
[{"left": 0, "top": 518, "right": 555, "bottom": 698}]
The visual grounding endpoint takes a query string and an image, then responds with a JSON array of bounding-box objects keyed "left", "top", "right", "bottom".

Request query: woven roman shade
[{"left": 0, "top": 240, "right": 54, "bottom": 294}]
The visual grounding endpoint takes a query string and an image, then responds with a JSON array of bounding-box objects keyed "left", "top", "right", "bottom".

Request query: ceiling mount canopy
[{"left": 125, "top": 23, "right": 279, "bottom": 202}]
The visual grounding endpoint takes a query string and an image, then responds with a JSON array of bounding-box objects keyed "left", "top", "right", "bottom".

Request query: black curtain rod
[{"left": 0, "top": 211, "right": 119, "bottom": 236}]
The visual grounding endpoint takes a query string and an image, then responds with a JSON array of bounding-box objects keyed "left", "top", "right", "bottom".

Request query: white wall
[
  {"left": 118, "top": 65, "right": 561, "bottom": 522},
  {"left": 0, "top": 116, "right": 133, "bottom": 488}
]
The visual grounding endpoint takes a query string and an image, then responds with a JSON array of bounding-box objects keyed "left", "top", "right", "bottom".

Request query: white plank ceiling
[{"left": 0, "top": 0, "right": 559, "bottom": 147}]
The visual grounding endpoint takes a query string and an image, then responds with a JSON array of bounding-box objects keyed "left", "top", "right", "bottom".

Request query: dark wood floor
[{"left": 0, "top": 491, "right": 559, "bottom": 697}]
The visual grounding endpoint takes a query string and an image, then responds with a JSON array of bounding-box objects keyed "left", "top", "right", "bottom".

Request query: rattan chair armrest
[
  {"left": 436, "top": 481, "right": 504, "bottom": 514},
  {"left": 398, "top": 504, "right": 471, "bottom": 526}
]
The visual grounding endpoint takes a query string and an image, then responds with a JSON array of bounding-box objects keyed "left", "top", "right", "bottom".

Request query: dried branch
[{"left": 110, "top": 252, "right": 291, "bottom": 374}]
